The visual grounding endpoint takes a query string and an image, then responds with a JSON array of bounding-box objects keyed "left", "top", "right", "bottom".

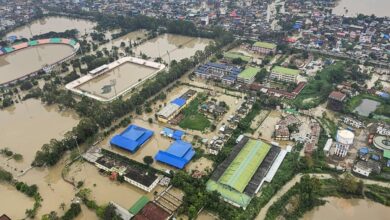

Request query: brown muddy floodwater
[
  {"left": 0, "top": 99, "right": 79, "bottom": 173},
  {"left": 134, "top": 33, "right": 211, "bottom": 62},
  {"left": 99, "top": 29, "right": 148, "bottom": 50},
  {"left": 7, "top": 16, "right": 96, "bottom": 38},
  {"left": 77, "top": 62, "right": 158, "bottom": 100},
  {"left": 0, "top": 44, "right": 75, "bottom": 84},
  {"left": 333, "top": 0, "right": 390, "bottom": 17},
  {"left": 302, "top": 197, "right": 389, "bottom": 220},
  {"left": 0, "top": 183, "right": 34, "bottom": 219}
]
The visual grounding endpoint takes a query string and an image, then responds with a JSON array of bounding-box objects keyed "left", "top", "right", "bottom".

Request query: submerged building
[{"left": 110, "top": 124, "right": 154, "bottom": 153}]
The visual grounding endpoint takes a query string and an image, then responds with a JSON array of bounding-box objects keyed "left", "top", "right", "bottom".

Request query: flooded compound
[
  {"left": 76, "top": 61, "right": 159, "bottom": 100},
  {"left": 354, "top": 99, "right": 380, "bottom": 117},
  {"left": 134, "top": 33, "right": 212, "bottom": 62},
  {"left": 0, "top": 99, "right": 79, "bottom": 173},
  {"left": 67, "top": 161, "right": 165, "bottom": 209},
  {"left": 100, "top": 118, "right": 175, "bottom": 171},
  {"left": 0, "top": 183, "right": 34, "bottom": 219},
  {"left": 302, "top": 197, "right": 389, "bottom": 220},
  {"left": 0, "top": 44, "right": 75, "bottom": 84},
  {"left": 7, "top": 16, "right": 96, "bottom": 38},
  {"left": 333, "top": 0, "right": 390, "bottom": 17}
]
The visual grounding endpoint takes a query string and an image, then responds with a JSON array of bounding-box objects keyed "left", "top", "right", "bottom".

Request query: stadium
[
  {"left": 0, "top": 38, "right": 80, "bottom": 86},
  {"left": 206, "top": 136, "right": 288, "bottom": 209},
  {"left": 65, "top": 56, "right": 166, "bottom": 102}
]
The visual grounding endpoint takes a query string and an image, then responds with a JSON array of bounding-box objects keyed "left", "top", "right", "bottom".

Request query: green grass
[
  {"left": 219, "top": 139, "right": 271, "bottom": 192},
  {"left": 179, "top": 96, "right": 211, "bottom": 131}
]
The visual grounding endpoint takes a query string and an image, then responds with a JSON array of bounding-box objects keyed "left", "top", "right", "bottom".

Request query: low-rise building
[
  {"left": 270, "top": 66, "right": 299, "bottom": 83},
  {"left": 157, "top": 90, "right": 196, "bottom": 123}
]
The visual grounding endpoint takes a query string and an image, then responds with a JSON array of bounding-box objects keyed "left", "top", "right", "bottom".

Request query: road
[{"left": 255, "top": 173, "right": 390, "bottom": 220}]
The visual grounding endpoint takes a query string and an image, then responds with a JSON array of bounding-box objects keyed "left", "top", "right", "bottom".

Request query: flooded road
[
  {"left": 0, "top": 99, "right": 79, "bottom": 173},
  {"left": 134, "top": 33, "right": 211, "bottom": 62},
  {"left": 7, "top": 16, "right": 96, "bottom": 38},
  {"left": 333, "top": 0, "right": 390, "bottom": 17},
  {"left": 0, "top": 44, "right": 74, "bottom": 84},
  {"left": 302, "top": 197, "right": 389, "bottom": 220}
]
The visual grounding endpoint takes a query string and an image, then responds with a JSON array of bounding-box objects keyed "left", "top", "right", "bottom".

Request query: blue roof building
[
  {"left": 171, "top": 98, "right": 187, "bottom": 107},
  {"left": 155, "top": 141, "right": 195, "bottom": 169},
  {"left": 161, "top": 128, "right": 185, "bottom": 140},
  {"left": 194, "top": 62, "right": 242, "bottom": 85},
  {"left": 110, "top": 124, "right": 154, "bottom": 153}
]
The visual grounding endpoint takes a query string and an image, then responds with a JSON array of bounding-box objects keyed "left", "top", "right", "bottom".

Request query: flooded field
[
  {"left": 0, "top": 44, "right": 75, "bottom": 84},
  {"left": 354, "top": 99, "right": 380, "bottom": 116},
  {"left": 99, "top": 29, "right": 148, "bottom": 50},
  {"left": 7, "top": 16, "right": 96, "bottom": 38},
  {"left": 256, "top": 110, "right": 282, "bottom": 142},
  {"left": 0, "top": 183, "right": 34, "bottom": 219},
  {"left": 302, "top": 197, "right": 389, "bottom": 220},
  {"left": 0, "top": 99, "right": 79, "bottom": 173},
  {"left": 77, "top": 62, "right": 158, "bottom": 100},
  {"left": 134, "top": 33, "right": 211, "bottom": 62},
  {"left": 333, "top": 0, "right": 390, "bottom": 17}
]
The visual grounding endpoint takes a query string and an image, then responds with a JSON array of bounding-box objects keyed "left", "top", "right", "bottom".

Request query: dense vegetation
[{"left": 293, "top": 62, "right": 346, "bottom": 109}]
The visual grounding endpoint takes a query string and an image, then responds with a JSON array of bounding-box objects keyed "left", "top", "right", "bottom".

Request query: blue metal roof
[
  {"left": 110, "top": 124, "right": 154, "bottom": 153},
  {"left": 173, "top": 130, "right": 184, "bottom": 140},
  {"left": 171, "top": 98, "right": 186, "bottom": 107},
  {"left": 155, "top": 141, "right": 195, "bottom": 169}
]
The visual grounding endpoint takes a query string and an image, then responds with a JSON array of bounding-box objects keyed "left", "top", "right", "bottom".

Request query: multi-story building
[
  {"left": 269, "top": 66, "right": 299, "bottom": 83},
  {"left": 327, "top": 91, "right": 347, "bottom": 112},
  {"left": 195, "top": 62, "right": 242, "bottom": 85},
  {"left": 237, "top": 67, "right": 260, "bottom": 84},
  {"left": 251, "top": 41, "right": 277, "bottom": 55}
]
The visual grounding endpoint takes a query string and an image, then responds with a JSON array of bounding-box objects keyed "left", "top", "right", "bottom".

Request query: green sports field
[{"left": 218, "top": 139, "right": 271, "bottom": 192}]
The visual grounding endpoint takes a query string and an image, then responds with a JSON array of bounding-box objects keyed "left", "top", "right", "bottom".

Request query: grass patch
[{"left": 179, "top": 95, "right": 211, "bottom": 131}]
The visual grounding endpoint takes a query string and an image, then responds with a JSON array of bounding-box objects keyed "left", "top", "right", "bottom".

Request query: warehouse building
[
  {"left": 110, "top": 124, "right": 154, "bottom": 153},
  {"left": 157, "top": 90, "right": 196, "bottom": 123},
  {"left": 155, "top": 140, "right": 195, "bottom": 169}
]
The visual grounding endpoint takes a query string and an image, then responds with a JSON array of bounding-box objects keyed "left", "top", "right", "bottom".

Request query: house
[{"left": 270, "top": 66, "right": 300, "bottom": 83}]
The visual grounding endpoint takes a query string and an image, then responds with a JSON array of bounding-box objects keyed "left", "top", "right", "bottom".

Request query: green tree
[{"left": 143, "top": 156, "right": 154, "bottom": 166}]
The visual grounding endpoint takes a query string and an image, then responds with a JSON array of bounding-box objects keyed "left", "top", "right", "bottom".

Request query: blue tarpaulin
[
  {"left": 110, "top": 124, "right": 153, "bottom": 153},
  {"left": 359, "top": 147, "right": 369, "bottom": 155},
  {"left": 155, "top": 141, "right": 195, "bottom": 169}
]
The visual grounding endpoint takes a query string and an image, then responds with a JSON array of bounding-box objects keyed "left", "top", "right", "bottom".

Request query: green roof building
[
  {"left": 252, "top": 41, "right": 277, "bottom": 54},
  {"left": 237, "top": 67, "right": 261, "bottom": 84},
  {"left": 270, "top": 66, "right": 300, "bottom": 83}
]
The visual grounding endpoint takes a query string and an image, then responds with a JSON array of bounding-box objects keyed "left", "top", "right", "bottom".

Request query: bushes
[
  {"left": 0, "top": 168, "right": 13, "bottom": 182},
  {"left": 15, "top": 182, "right": 38, "bottom": 197}
]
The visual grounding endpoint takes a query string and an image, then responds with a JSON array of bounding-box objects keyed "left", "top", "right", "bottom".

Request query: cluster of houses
[
  {"left": 207, "top": 96, "right": 256, "bottom": 155},
  {"left": 0, "top": 0, "right": 37, "bottom": 34}
]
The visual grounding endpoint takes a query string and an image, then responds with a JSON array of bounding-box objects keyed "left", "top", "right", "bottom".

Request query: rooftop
[
  {"left": 155, "top": 141, "right": 195, "bottom": 169},
  {"left": 253, "top": 41, "right": 277, "bottom": 49},
  {"left": 110, "top": 124, "right": 154, "bottom": 153},
  {"left": 129, "top": 196, "right": 150, "bottom": 215},
  {"left": 272, "top": 66, "right": 300, "bottom": 76},
  {"left": 238, "top": 67, "right": 261, "bottom": 80},
  {"left": 328, "top": 91, "right": 347, "bottom": 101}
]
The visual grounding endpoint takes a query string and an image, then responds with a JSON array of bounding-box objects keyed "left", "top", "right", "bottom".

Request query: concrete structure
[
  {"left": 237, "top": 67, "right": 260, "bottom": 84},
  {"left": 269, "top": 66, "right": 299, "bottom": 83},
  {"left": 353, "top": 161, "right": 372, "bottom": 177},
  {"left": 335, "top": 129, "right": 355, "bottom": 157},
  {"left": 65, "top": 57, "right": 165, "bottom": 102},
  {"left": 327, "top": 91, "right": 347, "bottom": 112},
  {"left": 251, "top": 41, "right": 277, "bottom": 55},
  {"left": 156, "top": 90, "right": 196, "bottom": 123}
]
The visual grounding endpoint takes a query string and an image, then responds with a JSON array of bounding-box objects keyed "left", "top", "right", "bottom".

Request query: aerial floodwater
[
  {"left": 302, "top": 197, "right": 389, "bottom": 220},
  {"left": 333, "top": 0, "right": 390, "bottom": 17},
  {"left": 6, "top": 16, "right": 96, "bottom": 38},
  {"left": 0, "top": 44, "right": 74, "bottom": 84}
]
